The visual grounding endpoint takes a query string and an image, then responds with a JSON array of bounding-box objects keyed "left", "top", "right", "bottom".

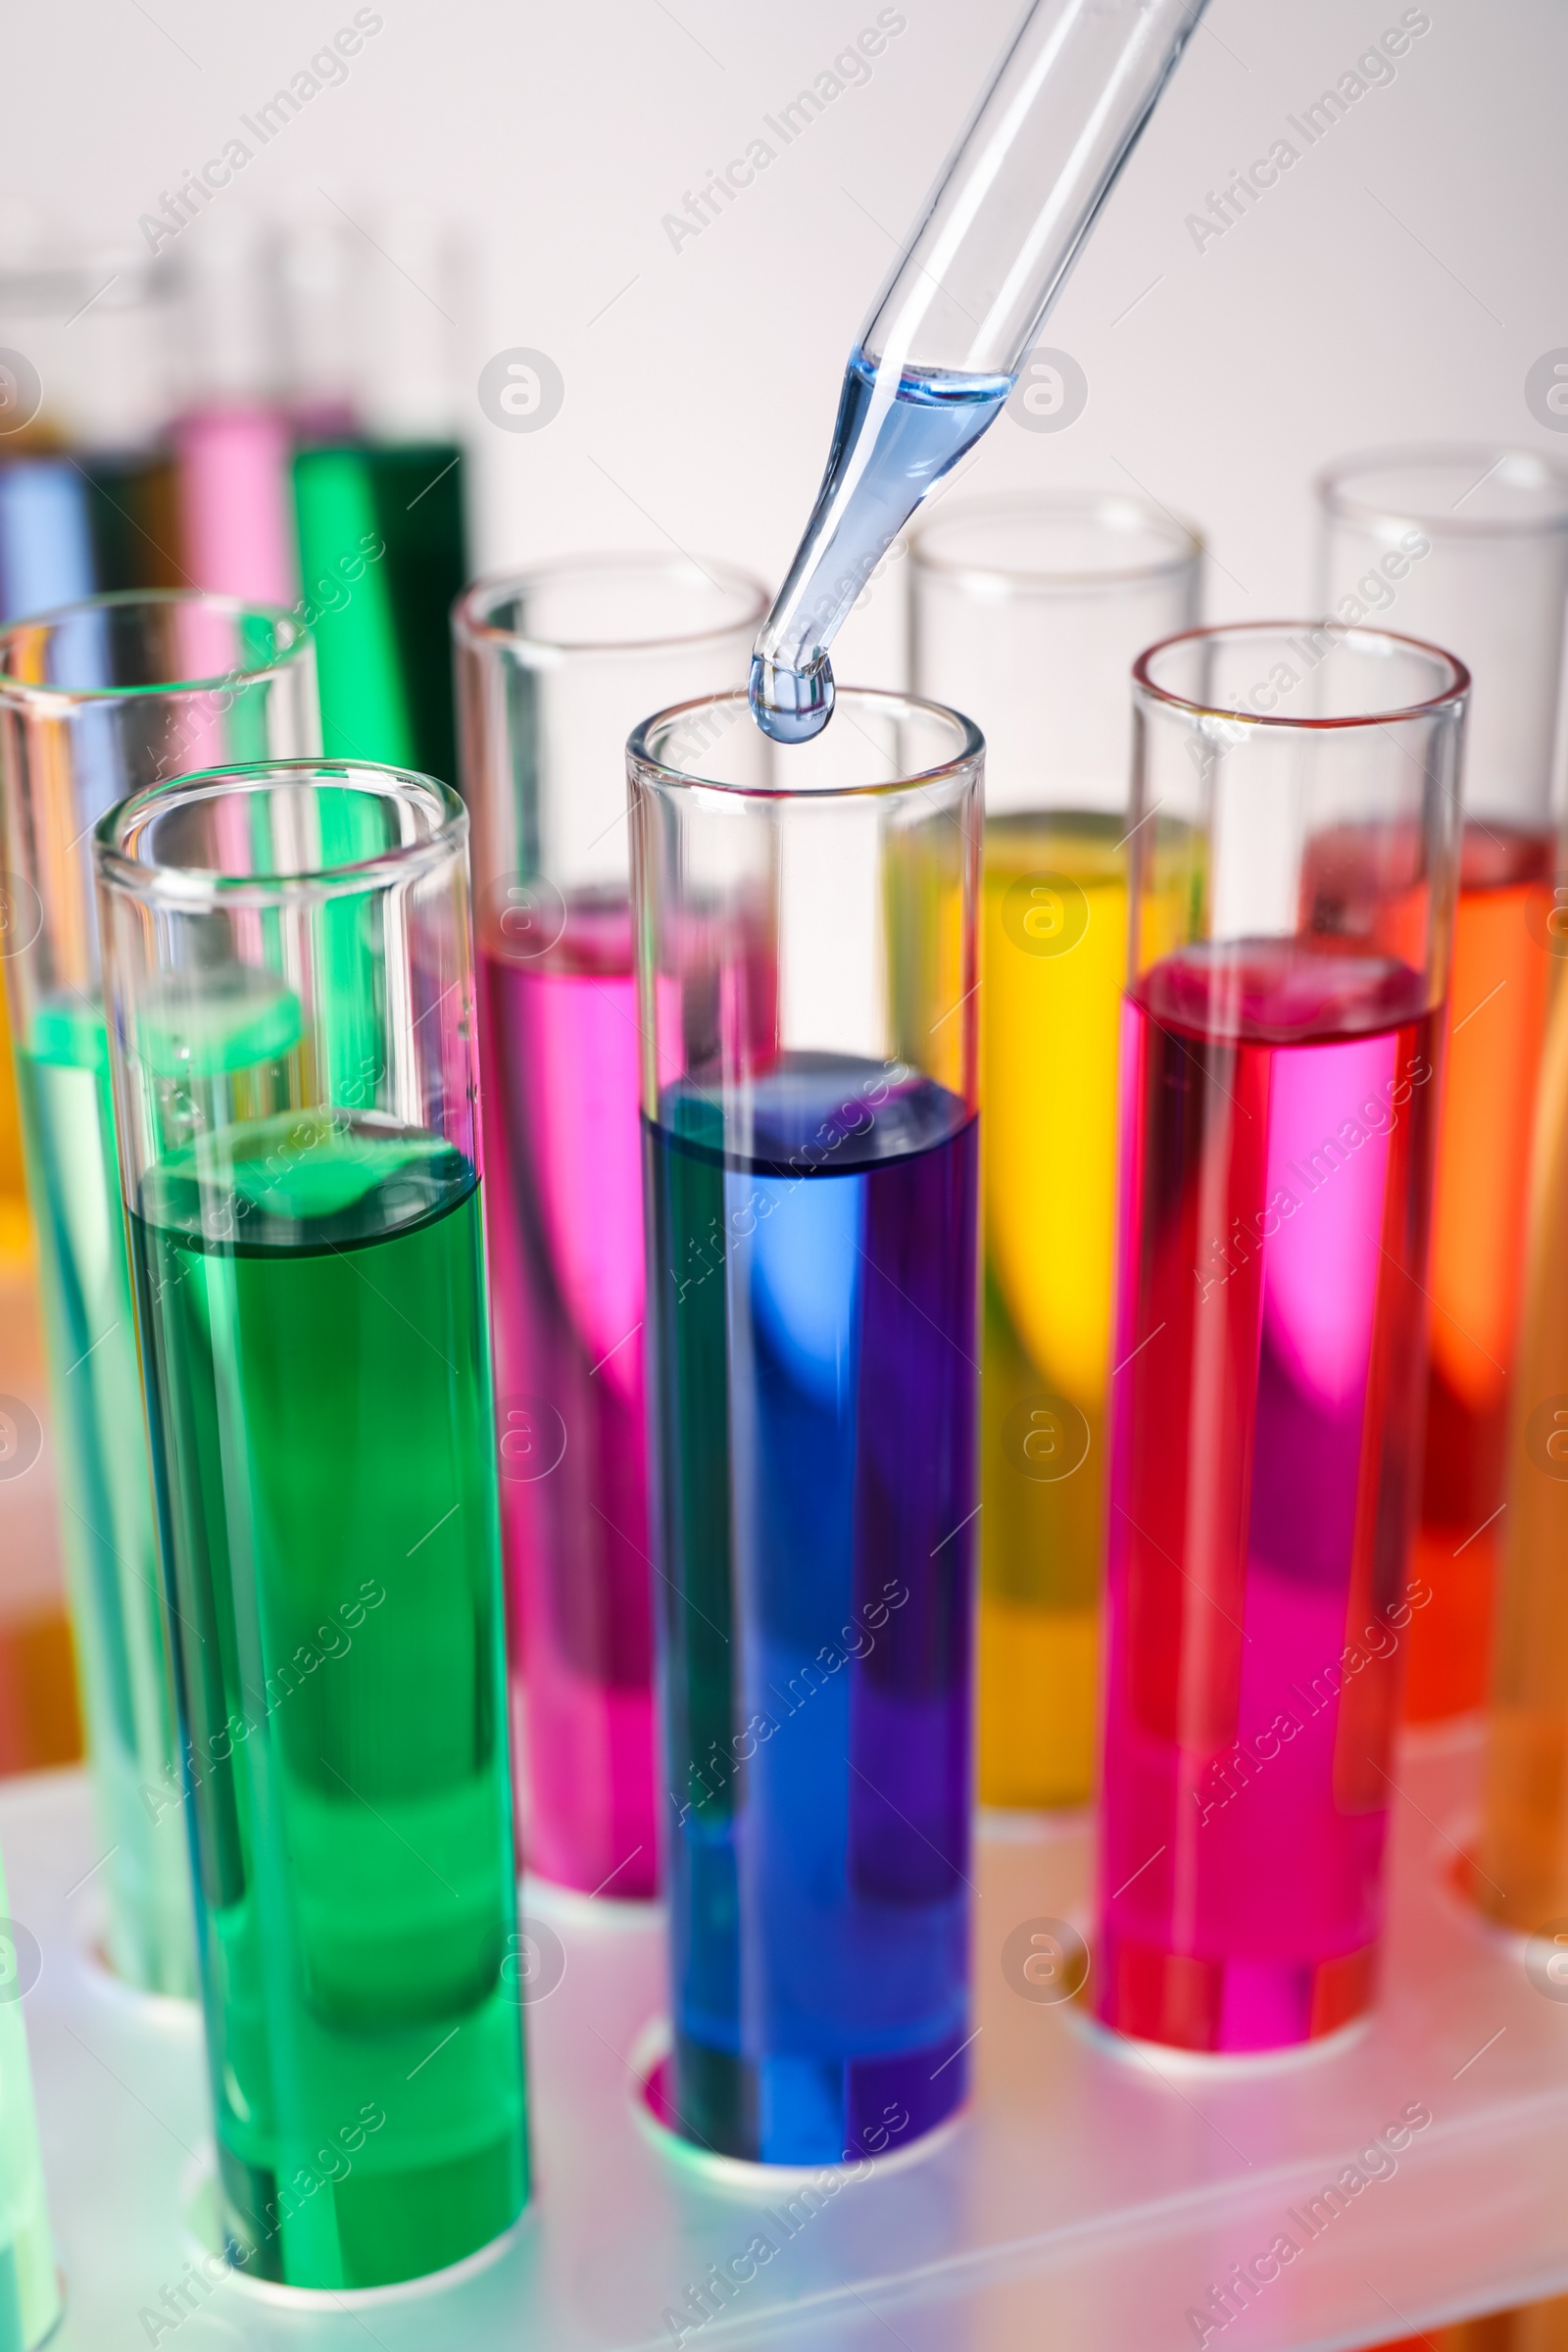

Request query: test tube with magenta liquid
[{"left": 1097, "top": 623, "right": 1466, "bottom": 2053}]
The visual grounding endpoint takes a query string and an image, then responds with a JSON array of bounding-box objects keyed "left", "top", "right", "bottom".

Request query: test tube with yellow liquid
[{"left": 910, "top": 494, "right": 1200, "bottom": 1808}]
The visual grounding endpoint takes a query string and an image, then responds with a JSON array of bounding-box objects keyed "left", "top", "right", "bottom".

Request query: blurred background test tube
[
  {"left": 908, "top": 491, "right": 1201, "bottom": 1811},
  {"left": 172, "top": 210, "right": 471, "bottom": 780},
  {"left": 294, "top": 435, "right": 467, "bottom": 779},
  {"left": 0, "top": 591, "right": 318, "bottom": 1996},
  {"left": 0, "top": 212, "right": 471, "bottom": 779},
  {"left": 1316, "top": 451, "right": 1568, "bottom": 1723},
  {"left": 171, "top": 211, "right": 302, "bottom": 609},
  {"left": 1473, "top": 815, "right": 1568, "bottom": 1931},
  {"left": 95, "top": 759, "right": 527, "bottom": 2287},
  {"left": 0, "top": 250, "right": 183, "bottom": 1789},
  {"left": 1369, "top": 2302, "right": 1568, "bottom": 2351},
  {"left": 630, "top": 688, "right": 981, "bottom": 2163},
  {"left": 454, "top": 556, "right": 766, "bottom": 1900},
  {"left": 0, "top": 940, "right": 79, "bottom": 1776},
  {"left": 291, "top": 210, "right": 470, "bottom": 787},
  {"left": 1097, "top": 623, "right": 1466, "bottom": 2053},
  {"left": 0, "top": 1842, "right": 59, "bottom": 2352},
  {"left": 0, "top": 245, "right": 183, "bottom": 626}
]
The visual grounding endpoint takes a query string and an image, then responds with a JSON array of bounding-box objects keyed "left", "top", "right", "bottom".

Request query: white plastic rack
[{"left": 7, "top": 1724, "right": 1566, "bottom": 2351}]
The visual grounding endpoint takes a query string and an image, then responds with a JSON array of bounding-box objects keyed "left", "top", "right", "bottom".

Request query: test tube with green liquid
[
  {"left": 95, "top": 758, "right": 527, "bottom": 2289},
  {"left": 0, "top": 592, "right": 318, "bottom": 1998},
  {"left": 0, "top": 1848, "right": 60, "bottom": 2352},
  {"left": 292, "top": 441, "right": 467, "bottom": 784}
]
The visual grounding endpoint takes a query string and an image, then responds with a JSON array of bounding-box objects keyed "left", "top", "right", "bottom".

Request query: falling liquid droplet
[{"left": 748, "top": 651, "right": 836, "bottom": 745}]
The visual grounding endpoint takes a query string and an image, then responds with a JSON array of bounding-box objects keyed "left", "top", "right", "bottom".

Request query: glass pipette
[{"left": 750, "top": 0, "right": 1209, "bottom": 741}]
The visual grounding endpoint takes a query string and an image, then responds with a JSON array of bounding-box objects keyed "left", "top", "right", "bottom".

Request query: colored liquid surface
[
  {"left": 129, "top": 1114, "right": 525, "bottom": 2288},
  {"left": 14, "top": 1000, "right": 192, "bottom": 1993},
  {"left": 1407, "top": 824, "right": 1554, "bottom": 1720},
  {"left": 476, "top": 899, "right": 656, "bottom": 1898},
  {"left": 1477, "top": 960, "right": 1568, "bottom": 1929},
  {"left": 1099, "top": 941, "right": 1440, "bottom": 2052},
  {"left": 749, "top": 349, "right": 1011, "bottom": 742},
  {"left": 978, "top": 812, "right": 1186, "bottom": 1811},
  {"left": 647, "top": 1053, "right": 978, "bottom": 2163}
]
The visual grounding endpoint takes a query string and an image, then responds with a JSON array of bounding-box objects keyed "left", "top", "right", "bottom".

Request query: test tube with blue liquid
[{"left": 630, "top": 689, "right": 983, "bottom": 2165}]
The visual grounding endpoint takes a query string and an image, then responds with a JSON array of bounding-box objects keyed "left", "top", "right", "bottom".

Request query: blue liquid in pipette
[{"left": 749, "top": 347, "right": 1013, "bottom": 744}]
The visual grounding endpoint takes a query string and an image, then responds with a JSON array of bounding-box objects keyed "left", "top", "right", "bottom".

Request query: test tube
[
  {"left": 1097, "top": 623, "right": 1466, "bottom": 2053},
  {"left": 1474, "top": 920, "right": 1568, "bottom": 1928},
  {"left": 454, "top": 557, "right": 767, "bottom": 1900},
  {"left": 296, "top": 440, "right": 469, "bottom": 784},
  {"left": 95, "top": 758, "right": 527, "bottom": 2287},
  {"left": 0, "top": 957, "right": 26, "bottom": 1263},
  {"left": 1365, "top": 2303, "right": 1568, "bottom": 2351},
  {"left": 0, "top": 591, "right": 318, "bottom": 1997},
  {"left": 0, "top": 447, "right": 183, "bottom": 618},
  {"left": 1316, "top": 451, "right": 1568, "bottom": 1722},
  {"left": 0, "top": 456, "right": 97, "bottom": 1780},
  {"left": 173, "top": 406, "right": 300, "bottom": 607},
  {"left": 0, "top": 949, "right": 80, "bottom": 1776},
  {"left": 909, "top": 492, "right": 1201, "bottom": 1811},
  {"left": 0, "top": 1842, "right": 60, "bottom": 2351},
  {"left": 629, "top": 687, "right": 982, "bottom": 2163}
]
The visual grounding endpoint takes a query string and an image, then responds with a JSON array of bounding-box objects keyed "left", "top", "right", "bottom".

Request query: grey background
[{"left": 10, "top": 0, "right": 1561, "bottom": 680}]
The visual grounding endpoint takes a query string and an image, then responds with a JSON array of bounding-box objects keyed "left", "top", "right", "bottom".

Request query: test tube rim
[
  {"left": 0, "top": 586, "right": 312, "bottom": 709},
  {"left": 1132, "top": 619, "right": 1471, "bottom": 734},
  {"left": 627, "top": 684, "right": 984, "bottom": 805},
  {"left": 94, "top": 756, "right": 466, "bottom": 910},
  {"left": 453, "top": 552, "right": 769, "bottom": 665},
  {"left": 1315, "top": 443, "right": 1568, "bottom": 540},
  {"left": 908, "top": 488, "right": 1203, "bottom": 596}
]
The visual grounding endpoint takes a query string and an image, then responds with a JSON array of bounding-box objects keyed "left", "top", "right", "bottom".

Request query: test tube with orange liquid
[
  {"left": 1474, "top": 940, "right": 1568, "bottom": 1930},
  {"left": 0, "top": 884, "right": 81, "bottom": 1775},
  {"left": 910, "top": 494, "right": 1200, "bottom": 1809},
  {"left": 1317, "top": 451, "right": 1568, "bottom": 1721},
  {"left": 1365, "top": 2293, "right": 1568, "bottom": 2349}
]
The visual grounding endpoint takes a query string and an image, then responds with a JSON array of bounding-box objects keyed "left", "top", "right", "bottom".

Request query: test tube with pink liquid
[
  {"left": 1097, "top": 622, "right": 1467, "bottom": 2054},
  {"left": 455, "top": 557, "right": 766, "bottom": 1900}
]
